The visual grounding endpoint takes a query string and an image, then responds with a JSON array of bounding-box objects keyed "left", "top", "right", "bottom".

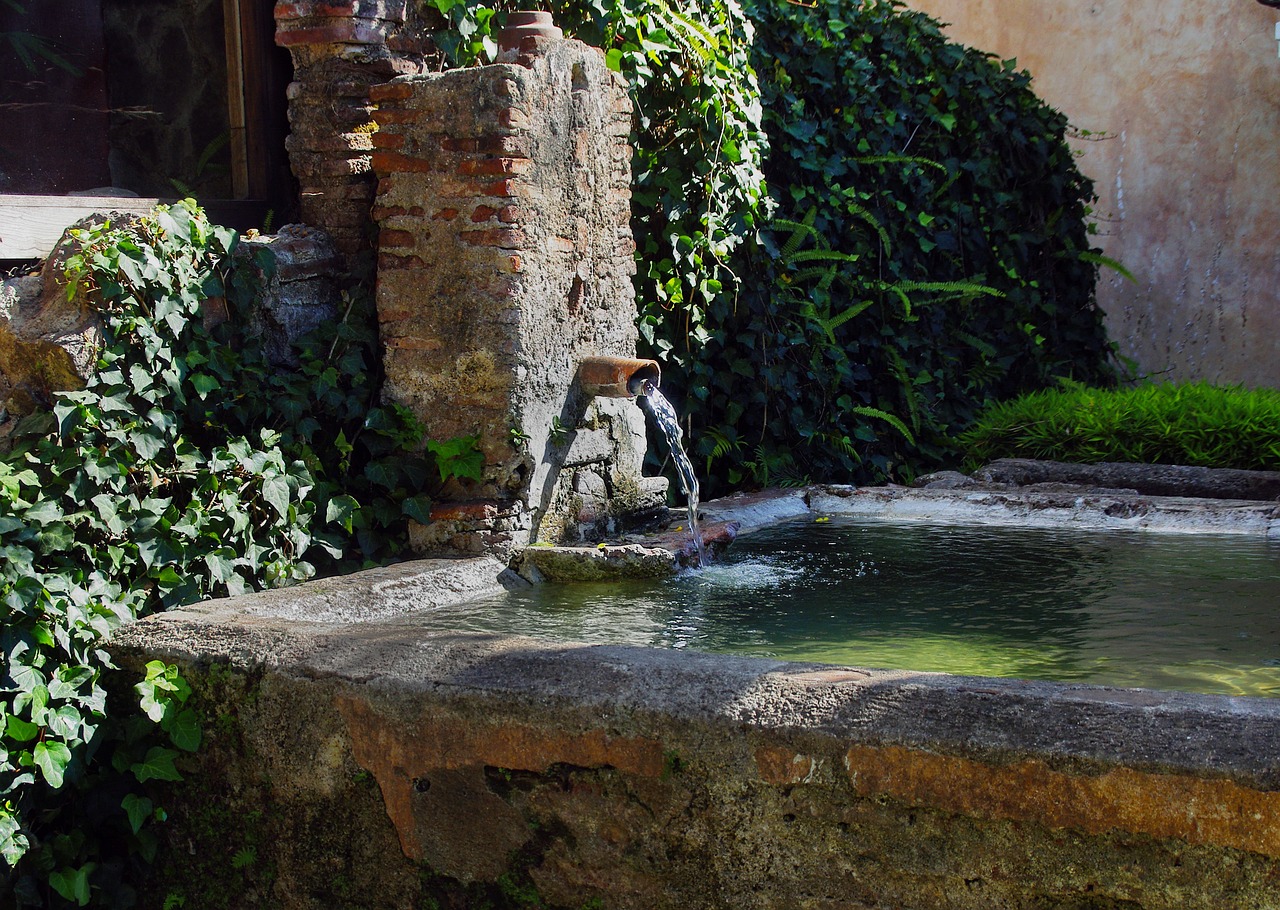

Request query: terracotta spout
[{"left": 578, "top": 356, "right": 661, "bottom": 398}]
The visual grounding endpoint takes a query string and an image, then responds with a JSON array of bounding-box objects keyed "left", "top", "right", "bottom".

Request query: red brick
[
  {"left": 429, "top": 502, "right": 508, "bottom": 522},
  {"left": 471, "top": 205, "right": 497, "bottom": 222},
  {"left": 371, "top": 204, "right": 407, "bottom": 220},
  {"left": 372, "top": 150, "right": 433, "bottom": 174},
  {"left": 460, "top": 228, "right": 526, "bottom": 248},
  {"left": 378, "top": 252, "right": 426, "bottom": 270},
  {"left": 498, "top": 108, "right": 529, "bottom": 128},
  {"left": 369, "top": 80, "right": 413, "bottom": 102},
  {"left": 275, "top": 22, "right": 386, "bottom": 47},
  {"left": 440, "top": 137, "right": 480, "bottom": 153},
  {"left": 457, "top": 157, "right": 528, "bottom": 177},
  {"left": 437, "top": 135, "right": 530, "bottom": 156},
  {"left": 386, "top": 33, "right": 432, "bottom": 55},
  {"left": 480, "top": 179, "right": 518, "bottom": 197},
  {"left": 371, "top": 131, "right": 405, "bottom": 149},
  {"left": 754, "top": 746, "right": 815, "bottom": 785},
  {"left": 377, "top": 305, "right": 415, "bottom": 322},
  {"left": 432, "top": 207, "right": 459, "bottom": 221},
  {"left": 275, "top": 0, "right": 362, "bottom": 20},
  {"left": 379, "top": 228, "right": 417, "bottom": 248},
  {"left": 371, "top": 108, "right": 418, "bottom": 125},
  {"left": 497, "top": 205, "right": 522, "bottom": 223}
]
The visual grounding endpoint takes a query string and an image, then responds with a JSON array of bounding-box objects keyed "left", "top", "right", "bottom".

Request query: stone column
[{"left": 370, "top": 36, "right": 665, "bottom": 557}]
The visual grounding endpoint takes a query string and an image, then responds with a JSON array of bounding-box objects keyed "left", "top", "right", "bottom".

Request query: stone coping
[{"left": 808, "top": 483, "right": 1280, "bottom": 537}]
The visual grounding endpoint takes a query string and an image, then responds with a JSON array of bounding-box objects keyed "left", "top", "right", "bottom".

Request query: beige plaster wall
[{"left": 902, "top": 0, "right": 1280, "bottom": 388}]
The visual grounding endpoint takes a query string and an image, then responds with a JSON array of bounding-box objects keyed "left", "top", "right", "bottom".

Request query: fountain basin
[{"left": 108, "top": 484, "right": 1280, "bottom": 909}]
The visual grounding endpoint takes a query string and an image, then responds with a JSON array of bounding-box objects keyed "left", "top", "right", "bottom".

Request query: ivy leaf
[
  {"left": 48, "top": 862, "right": 95, "bottom": 906},
  {"left": 121, "top": 793, "right": 153, "bottom": 835},
  {"left": 5, "top": 715, "right": 39, "bottom": 742},
  {"left": 130, "top": 746, "right": 183, "bottom": 783},
  {"left": 262, "top": 475, "right": 291, "bottom": 518},
  {"left": 401, "top": 494, "right": 433, "bottom": 525},
  {"left": 166, "top": 708, "right": 202, "bottom": 753},
  {"left": 0, "top": 809, "right": 29, "bottom": 866},
  {"left": 191, "top": 373, "right": 220, "bottom": 399},
  {"left": 324, "top": 494, "right": 360, "bottom": 532},
  {"left": 34, "top": 740, "right": 72, "bottom": 788}
]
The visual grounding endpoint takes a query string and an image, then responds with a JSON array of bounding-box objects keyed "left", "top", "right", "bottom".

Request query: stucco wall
[{"left": 901, "top": 0, "right": 1280, "bottom": 389}]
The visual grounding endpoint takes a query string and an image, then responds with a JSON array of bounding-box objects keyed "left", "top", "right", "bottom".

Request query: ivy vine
[{"left": 0, "top": 203, "right": 462, "bottom": 906}]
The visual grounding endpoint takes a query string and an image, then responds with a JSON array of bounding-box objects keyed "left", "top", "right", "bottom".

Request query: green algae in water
[{"left": 432, "top": 519, "right": 1280, "bottom": 698}]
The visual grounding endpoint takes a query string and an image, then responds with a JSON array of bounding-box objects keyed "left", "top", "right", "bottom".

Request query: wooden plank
[
  {"left": 0, "top": 195, "right": 274, "bottom": 259},
  {"left": 223, "top": 0, "right": 251, "bottom": 199},
  {"left": 238, "top": 0, "right": 295, "bottom": 205},
  {"left": 0, "top": 194, "right": 161, "bottom": 259}
]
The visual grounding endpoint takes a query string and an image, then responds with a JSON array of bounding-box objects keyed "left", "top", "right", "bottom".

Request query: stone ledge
[{"left": 815, "top": 483, "right": 1280, "bottom": 537}]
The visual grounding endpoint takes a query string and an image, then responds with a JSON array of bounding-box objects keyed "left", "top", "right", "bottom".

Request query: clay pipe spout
[{"left": 578, "top": 356, "right": 661, "bottom": 398}]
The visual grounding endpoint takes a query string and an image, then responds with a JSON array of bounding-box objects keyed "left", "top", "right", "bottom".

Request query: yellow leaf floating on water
[{"left": 815, "top": 516, "right": 831, "bottom": 523}]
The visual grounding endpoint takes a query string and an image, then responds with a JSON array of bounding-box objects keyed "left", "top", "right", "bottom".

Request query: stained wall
[{"left": 901, "top": 1, "right": 1280, "bottom": 388}]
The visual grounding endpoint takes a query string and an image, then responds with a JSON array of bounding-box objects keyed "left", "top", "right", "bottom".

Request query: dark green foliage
[
  {"left": 0, "top": 203, "right": 465, "bottom": 906},
  {"left": 672, "top": 0, "right": 1116, "bottom": 491},
  {"left": 961, "top": 382, "right": 1280, "bottom": 470}
]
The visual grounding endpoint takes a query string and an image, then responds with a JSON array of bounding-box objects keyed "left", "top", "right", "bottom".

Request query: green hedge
[
  {"left": 961, "top": 382, "right": 1280, "bottom": 470},
  {"left": 669, "top": 0, "right": 1116, "bottom": 491}
]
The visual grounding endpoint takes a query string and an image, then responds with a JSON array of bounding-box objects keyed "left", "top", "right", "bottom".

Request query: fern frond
[
  {"left": 884, "top": 347, "right": 922, "bottom": 435},
  {"left": 892, "top": 279, "right": 1005, "bottom": 299},
  {"left": 852, "top": 405, "right": 916, "bottom": 446},
  {"left": 842, "top": 199, "right": 892, "bottom": 256},
  {"left": 789, "top": 249, "right": 858, "bottom": 265},
  {"left": 853, "top": 154, "right": 948, "bottom": 173},
  {"left": 1074, "top": 250, "right": 1138, "bottom": 284},
  {"left": 955, "top": 330, "right": 998, "bottom": 358}
]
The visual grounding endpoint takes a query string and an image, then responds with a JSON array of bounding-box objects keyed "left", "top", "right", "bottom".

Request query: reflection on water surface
[{"left": 409, "top": 519, "right": 1280, "bottom": 698}]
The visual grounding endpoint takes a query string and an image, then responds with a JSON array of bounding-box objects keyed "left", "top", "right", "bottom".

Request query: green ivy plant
[
  {"left": 0, "top": 202, "right": 473, "bottom": 906},
  {"left": 668, "top": 0, "right": 1118, "bottom": 492}
]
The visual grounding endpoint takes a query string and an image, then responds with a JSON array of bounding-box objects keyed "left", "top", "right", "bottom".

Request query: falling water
[{"left": 638, "top": 380, "right": 708, "bottom": 567}]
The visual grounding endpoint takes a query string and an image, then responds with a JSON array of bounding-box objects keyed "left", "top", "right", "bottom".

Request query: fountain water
[{"left": 638, "top": 379, "right": 707, "bottom": 566}]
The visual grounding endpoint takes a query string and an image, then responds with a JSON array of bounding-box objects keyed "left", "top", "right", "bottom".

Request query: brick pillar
[
  {"left": 274, "top": 0, "right": 429, "bottom": 259},
  {"left": 371, "top": 37, "right": 665, "bottom": 557}
]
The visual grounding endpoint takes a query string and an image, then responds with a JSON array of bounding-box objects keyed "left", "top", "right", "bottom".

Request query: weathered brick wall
[
  {"left": 369, "top": 38, "right": 662, "bottom": 556},
  {"left": 274, "top": 0, "right": 439, "bottom": 258}
]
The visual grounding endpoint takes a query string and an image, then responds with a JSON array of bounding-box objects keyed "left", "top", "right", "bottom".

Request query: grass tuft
[{"left": 960, "top": 382, "right": 1280, "bottom": 471}]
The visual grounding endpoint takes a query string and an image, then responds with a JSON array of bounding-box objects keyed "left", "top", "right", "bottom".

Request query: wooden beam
[
  {"left": 0, "top": 195, "right": 274, "bottom": 259},
  {"left": 223, "top": 0, "right": 251, "bottom": 199},
  {"left": 0, "top": 194, "right": 161, "bottom": 259}
]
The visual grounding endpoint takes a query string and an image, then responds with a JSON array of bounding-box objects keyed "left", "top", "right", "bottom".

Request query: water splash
[{"left": 638, "top": 380, "right": 707, "bottom": 566}]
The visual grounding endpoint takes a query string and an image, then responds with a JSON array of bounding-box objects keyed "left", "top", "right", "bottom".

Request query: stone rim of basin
[{"left": 511, "top": 518, "right": 741, "bottom": 583}]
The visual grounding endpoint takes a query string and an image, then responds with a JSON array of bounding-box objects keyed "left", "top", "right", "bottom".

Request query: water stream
[{"left": 638, "top": 380, "right": 707, "bottom": 566}]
